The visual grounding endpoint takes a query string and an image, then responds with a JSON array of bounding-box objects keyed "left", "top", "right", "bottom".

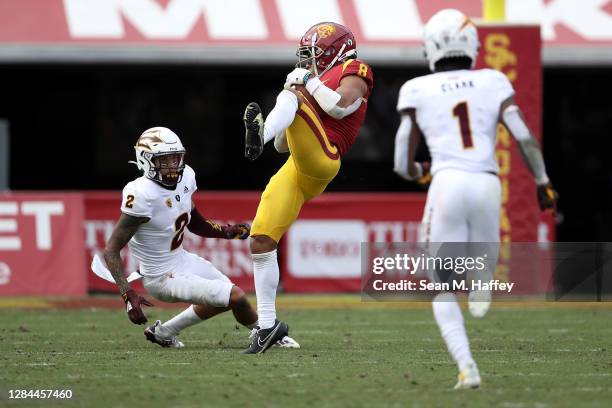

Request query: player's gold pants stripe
[
  {"left": 250, "top": 103, "right": 341, "bottom": 242},
  {"left": 296, "top": 102, "right": 339, "bottom": 160}
]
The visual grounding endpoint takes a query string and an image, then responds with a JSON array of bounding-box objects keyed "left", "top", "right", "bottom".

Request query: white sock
[
  {"left": 432, "top": 292, "right": 475, "bottom": 372},
  {"left": 252, "top": 249, "right": 279, "bottom": 329},
  {"left": 263, "top": 90, "right": 298, "bottom": 144},
  {"left": 158, "top": 305, "right": 202, "bottom": 338}
]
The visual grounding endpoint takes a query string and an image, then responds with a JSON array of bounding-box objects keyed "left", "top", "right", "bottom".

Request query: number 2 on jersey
[
  {"left": 170, "top": 212, "right": 189, "bottom": 251},
  {"left": 452, "top": 101, "right": 474, "bottom": 149}
]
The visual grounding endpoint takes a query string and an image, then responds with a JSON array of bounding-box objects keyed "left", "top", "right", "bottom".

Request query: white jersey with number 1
[{"left": 397, "top": 68, "right": 514, "bottom": 175}]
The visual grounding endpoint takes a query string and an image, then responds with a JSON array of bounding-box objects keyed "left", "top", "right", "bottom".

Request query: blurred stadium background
[
  {"left": 1, "top": 1, "right": 612, "bottom": 406},
  {"left": 1, "top": 0, "right": 611, "bottom": 296}
]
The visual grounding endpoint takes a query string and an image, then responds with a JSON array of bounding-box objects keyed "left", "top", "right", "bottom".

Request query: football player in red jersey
[{"left": 242, "top": 22, "right": 374, "bottom": 353}]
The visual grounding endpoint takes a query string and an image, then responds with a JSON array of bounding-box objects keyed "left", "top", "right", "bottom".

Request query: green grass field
[{"left": 1, "top": 296, "right": 611, "bottom": 408}]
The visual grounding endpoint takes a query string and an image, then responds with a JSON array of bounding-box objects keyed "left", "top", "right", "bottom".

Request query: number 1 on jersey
[{"left": 452, "top": 101, "right": 474, "bottom": 149}]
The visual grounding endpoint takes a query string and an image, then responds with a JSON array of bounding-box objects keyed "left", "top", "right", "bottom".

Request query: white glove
[{"left": 283, "top": 68, "right": 312, "bottom": 90}]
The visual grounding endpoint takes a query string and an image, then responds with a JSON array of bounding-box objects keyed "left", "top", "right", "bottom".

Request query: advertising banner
[
  {"left": 283, "top": 193, "right": 425, "bottom": 292},
  {"left": 476, "top": 24, "right": 555, "bottom": 286},
  {"left": 0, "top": 188, "right": 554, "bottom": 295},
  {"left": 85, "top": 192, "right": 427, "bottom": 294},
  {"left": 0, "top": 193, "right": 86, "bottom": 296},
  {"left": 0, "top": 0, "right": 611, "bottom": 64}
]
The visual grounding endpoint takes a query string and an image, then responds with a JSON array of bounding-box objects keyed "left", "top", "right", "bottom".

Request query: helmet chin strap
[{"left": 310, "top": 32, "right": 319, "bottom": 76}]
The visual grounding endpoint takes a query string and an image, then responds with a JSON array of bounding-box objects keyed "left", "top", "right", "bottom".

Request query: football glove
[
  {"left": 121, "top": 289, "right": 153, "bottom": 325},
  {"left": 223, "top": 223, "right": 251, "bottom": 240},
  {"left": 537, "top": 182, "right": 558, "bottom": 212},
  {"left": 415, "top": 161, "right": 432, "bottom": 187},
  {"left": 284, "top": 68, "right": 312, "bottom": 90}
]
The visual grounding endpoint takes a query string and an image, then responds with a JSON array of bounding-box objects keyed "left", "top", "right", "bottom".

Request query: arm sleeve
[
  {"left": 340, "top": 59, "right": 374, "bottom": 90},
  {"left": 516, "top": 138, "right": 550, "bottom": 185},
  {"left": 397, "top": 80, "right": 419, "bottom": 112},
  {"left": 393, "top": 115, "right": 413, "bottom": 180},
  {"left": 120, "top": 182, "right": 152, "bottom": 218}
]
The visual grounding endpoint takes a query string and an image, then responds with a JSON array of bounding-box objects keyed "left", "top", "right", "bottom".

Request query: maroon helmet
[{"left": 296, "top": 22, "right": 357, "bottom": 76}]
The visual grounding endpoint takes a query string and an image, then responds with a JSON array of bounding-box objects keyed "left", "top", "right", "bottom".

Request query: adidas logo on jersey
[{"left": 184, "top": 186, "right": 189, "bottom": 193}]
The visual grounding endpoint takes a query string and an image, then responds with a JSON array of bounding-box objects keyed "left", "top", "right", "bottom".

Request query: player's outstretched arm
[
  {"left": 188, "top": 204, "right": 250, "bottom": 240},
  {"left": 499, "top": 97, "right": 558, "bottom": 211},
  {"left": 104, "top": 213, "right": 152, "bottom": 325},
  {"left": 394, "top": 109, "right": 430, "bottom": 184}
]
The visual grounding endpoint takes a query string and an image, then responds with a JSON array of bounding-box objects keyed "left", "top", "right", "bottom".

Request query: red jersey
[{"left": 319, "top": 59, "right": 374, "bottom": 156}]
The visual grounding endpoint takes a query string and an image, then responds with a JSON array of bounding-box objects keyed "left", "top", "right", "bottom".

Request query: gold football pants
[{"left": 250, "top": 101, "right": 341, "bottom": 242}]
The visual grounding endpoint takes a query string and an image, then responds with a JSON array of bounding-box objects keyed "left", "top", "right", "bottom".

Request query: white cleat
[
  {"left": 275, "top": 335, "right": 300, "bottom": 349},
  {"left": 249, "top": 328, "right": 300, "bottom": 349},
  {"left": 468, "top": 289, "right": 491, "bottom": 318},
  {"left": 454, "top": 363, "right": 481, "bottom": 389},
  {"left": 144, "top": 320, "right": 184, "bottom": 349}
]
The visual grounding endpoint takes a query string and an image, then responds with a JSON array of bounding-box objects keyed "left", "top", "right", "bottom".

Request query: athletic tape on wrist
[{"left": 305, "top": 77, "right": 341, "bottom": 112}]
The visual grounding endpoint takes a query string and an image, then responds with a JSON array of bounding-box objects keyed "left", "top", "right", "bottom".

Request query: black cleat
[
  {"left": 243, "top": 102, "right": 265, "bottom": 160},
  {"left": 144, "top": 320, "right": 184, "bottom": 348},
  {"left": 242, "top": 320, "right": 289, "bottom": 354}
]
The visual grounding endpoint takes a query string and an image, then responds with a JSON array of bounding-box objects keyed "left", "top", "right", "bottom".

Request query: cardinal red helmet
[{"left": 296, "top": 22, "right": 357, "bottom": 76}]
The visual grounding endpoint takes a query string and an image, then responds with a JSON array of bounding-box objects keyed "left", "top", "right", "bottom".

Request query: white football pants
[
  {"left": 142, "top": 251, "right": 234, "bottom": 308},
  {"left": 420, "top": 168, "right": 501, "bottom": 282},
  {"left": 421, "top": 168, "right": 501, "bottom": 243}
]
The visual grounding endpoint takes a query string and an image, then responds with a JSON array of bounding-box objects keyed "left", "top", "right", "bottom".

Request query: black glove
[
  {"left": 536, "top": 182, "right": 558, "bottom": 212},
  {"left": 121, "top": 289, "right": 153, "bottom": 325},
  {"left": 223, "top": 223, "right": 251, "bottom": 240}
]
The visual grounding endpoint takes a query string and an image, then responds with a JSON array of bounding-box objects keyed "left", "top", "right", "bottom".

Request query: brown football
[{"left": 292, "top": 84, "right": 325, "bottom": 118}]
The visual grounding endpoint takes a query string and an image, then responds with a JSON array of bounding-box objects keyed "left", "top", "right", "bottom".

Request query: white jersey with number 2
[
  {"left": 120, "top": 165, "right": 197, "bottom": 277},
  {"left": 397, "top": 68, "right": 514, "bottom": 175}
]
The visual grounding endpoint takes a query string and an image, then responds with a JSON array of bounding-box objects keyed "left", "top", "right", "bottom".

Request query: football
[{"left": 292, "top": 84, "right": 325, "bottom": 118}]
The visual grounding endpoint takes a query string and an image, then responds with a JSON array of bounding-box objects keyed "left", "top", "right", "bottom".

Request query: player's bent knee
[
  {"left": 228, "top": 286, "right": 249, "bottom": 308},
  {"left": 250, "top": 235, "right": 277, "bottom": 254}
]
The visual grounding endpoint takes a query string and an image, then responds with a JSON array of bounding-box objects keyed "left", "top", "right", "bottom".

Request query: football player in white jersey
[
  {"left": 393, "top": 9, "right": 558, "bottom": 389},
  {"left": 103, "top": 127, "right": 299, "bottom": 349}
]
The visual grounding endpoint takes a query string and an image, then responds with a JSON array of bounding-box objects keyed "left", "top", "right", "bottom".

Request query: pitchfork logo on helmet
[
  {"left": 133, "top": 127, "right": 186, "bottom": 188},
  {"left": 423, "top": 9, "right": 480, "bottom": 72},
  {"left": 296, "top": 22, "right": 357, "bottom": 77}
]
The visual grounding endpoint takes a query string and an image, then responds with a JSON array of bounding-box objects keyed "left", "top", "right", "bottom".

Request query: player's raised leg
[
  {"left": 284, "top": 100, "right": 341, "bottom": 188},
  {"left": 243, "top": 90, "right": 300, "bottom": 160}
]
